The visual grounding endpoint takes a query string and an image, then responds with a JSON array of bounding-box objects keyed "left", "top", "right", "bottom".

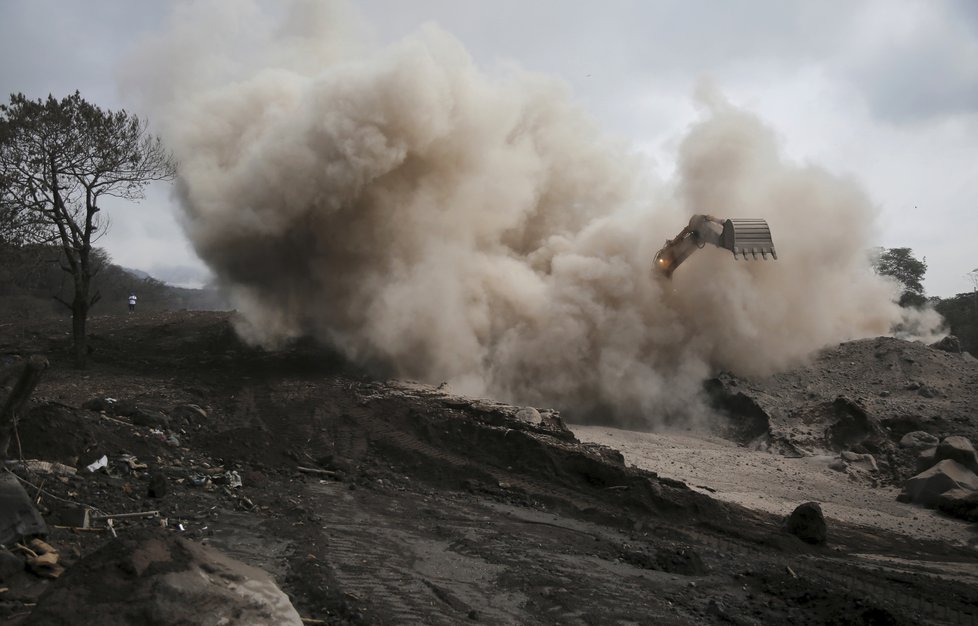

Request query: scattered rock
[
  {"left": 515, "top": 407, "right": 542, "bottom": 425},
  {"left": 899, "top": 431, "right": 939, "bottom": 450},
  {"left": 935, "top": 488, "right": 978, "bottom": 522},
  {"left": 784, "top": 502, "right": 827, "bottom": 545},
  {"left": 826, "top": 397, "right": 882, "bottom": 450},
  {"left": 828, "top": 459, "right": 848, "bottom": 472},
  {"left": 0, "top": 472, "right": 47, "bottom": 545},
  {"left": 23, "top": 528, "right": 303, "bottom": 626},
  {"left": 130, "top": 409, "right": 169, "bottom": 429},
  {"left": 170, "top": 403, "right": 208, "bottom": 427},
  {"left": 841, "top": 451, "right": 878, "bottom": 471},
  {"left": 655, "top": 547, "right": 706, "bottom": 575},
  {"left": 81, "top": 396, "right": 117, "bottom": 413},
  {"left": 899, "top": 459, "right": 978, "bottom": 507},
  {"left": 0, "top": 549, "right": 24, "bottom": 579},
  {"left": 916, "top": 447, "right": 938, "bottom": 473},
  {"left": 917, "top": 385, "right": 938, "bottom": 399},
  {"left": 147, "top": 473, "right": 168, "bottom": 498},
  {"left": 934, "top": 436, "right": 978, "bottom": 474},
  {"left": 930, "top": 335, "right": 962, "bottom": 354}
]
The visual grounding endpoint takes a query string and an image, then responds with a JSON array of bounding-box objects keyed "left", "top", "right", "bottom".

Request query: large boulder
[
  {"left": 899, "top": 459, "right": 978, "bottom": 507},
  {"left": 934, "top": 436, "right": 978, "bottom": 474},
  {"left": 24, "top": 528, "right": 302, "bottom": 626},
  {"left": 899, "top": 431, "right": 939, "bottom": 450},
  {"left": 935, "top": 488, "right": 978, "bottom": 522},
  {"left": 930, "top": 335, "right": 961, "bottom": 353},
  {"left": 916, "top": 446, "right": 938, "bottom": 473},
  {"left": 784, "top": 502, "right": 827, "bottom": 545},
  {"left": 0, "top": 472, "right": 46, "bottom": 545}
]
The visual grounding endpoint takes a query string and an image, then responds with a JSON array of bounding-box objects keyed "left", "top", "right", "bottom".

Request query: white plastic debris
[
  {"left": 85, "top": 455, "right": 109, "bottom": 473},
  {"left": 225, "top": 470, "right": 242, "bottom": 488}
]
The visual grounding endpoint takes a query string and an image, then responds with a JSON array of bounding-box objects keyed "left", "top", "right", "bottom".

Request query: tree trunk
[{"left": 71, "top": 275, "right": 90, "bottom": 369}]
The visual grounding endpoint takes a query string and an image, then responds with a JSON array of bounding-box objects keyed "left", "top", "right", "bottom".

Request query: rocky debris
[
  {"left": 385, "top": 380, "right": 574, "bottom": 440},
  {"left": 655, "top": 547, "right": 706, "bottom": 575},
  {"left": 930, "top": 335, "right": 962, "bottom": 354},
  {"left": 0, "top": 549, "right": 22, "bottom": 579},
  {"left": 515, "top": 407, "right": 543, "bottom": 425},
  {"left": 934, "top": 435, "right": 978, "bottom": 474},
  {"left": 826, "top": 397, "right": 885, "bottom": 451},
  {"left": 828, "top": 459, "right": 848, "bottom": 472},
  {"left": 0, "top": 472, "right": 47, "bottom": 545},
  {"left": 705, "top": 336, "right": 978, "bottom": 486},
  {"left": 916, "top": 384, "right": 939, "bottom": 398},
  {"left": 168, "top": 403, "right": 207, "bottom": 428},
  {"left": 898, "top": 435, "right": 978, "bottom": 520},
  {"left": 840, "top": 451, "right": 878, "bottom": 472},
  {"left": 935, "top": 488, "right": 978, "bottom": 522},
  {"left": 915, "top": 447, "right": 938, "bottom": 473},
  {"left": 703, "top": 374, "right": 774, "bottom": 444},
  {"left": 147, "top": 473, "right": 168, "bottom": 498},
  {"left": 129, "top": 409, "right": 169, "bottom": 429},
  {"left": 784, "top": 502, "right": 827, "bottom": 545},
  {"left": 23, "top": 528, "right": 303, "bottom": 626},
  {"left": 80, "top": 396, "right": 117, "bottom": 413},
  {"left": 899, "top": 431, "right": 939, "bottom": 450},
  {"left": 899, "top": 459, "right": 978, "bottom": 507}
]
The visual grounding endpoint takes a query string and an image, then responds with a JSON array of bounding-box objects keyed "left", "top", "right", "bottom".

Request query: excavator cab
[{"left": 653, "top": 215, "right": 776, "bottom": 278}]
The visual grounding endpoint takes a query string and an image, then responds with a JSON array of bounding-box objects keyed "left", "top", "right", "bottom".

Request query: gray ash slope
[{"left": 708, "top": 335, "right": 978, "bottom": 481}]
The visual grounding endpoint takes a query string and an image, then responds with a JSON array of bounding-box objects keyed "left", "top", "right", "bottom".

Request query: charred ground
[{"left": 1, "top": 311, "right": 977, "bottom": 624}]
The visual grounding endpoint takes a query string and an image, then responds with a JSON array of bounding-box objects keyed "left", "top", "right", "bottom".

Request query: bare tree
[{"left": 0, "top": 92, "right": 176, "bottom": 366}]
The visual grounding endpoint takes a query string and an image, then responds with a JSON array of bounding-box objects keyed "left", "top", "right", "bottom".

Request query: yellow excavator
[{"left": 652, "top": 215, "right": 777, "bottom": 278}]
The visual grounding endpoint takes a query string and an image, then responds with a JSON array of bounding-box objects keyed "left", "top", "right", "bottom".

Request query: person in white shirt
[{"left": 128, "top": 293, "right": 137, "bottom": 313}]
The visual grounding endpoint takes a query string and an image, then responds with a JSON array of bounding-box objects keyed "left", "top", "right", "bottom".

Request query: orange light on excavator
[{"left": 652, "top": 215, "right": 776, "bottom": 279}]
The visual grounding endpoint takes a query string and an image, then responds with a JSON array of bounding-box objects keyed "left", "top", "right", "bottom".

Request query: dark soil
[{"left": 1, "top": 311, "right": 977, "bottom": 625}]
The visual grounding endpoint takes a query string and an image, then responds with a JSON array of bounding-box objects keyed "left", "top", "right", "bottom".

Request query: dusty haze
[{"left": 125, "top": 0, "right": 941, "bottom": 425}]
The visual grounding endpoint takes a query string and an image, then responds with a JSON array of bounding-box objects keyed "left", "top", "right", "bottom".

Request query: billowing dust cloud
[{"left": 127, "top": 0, "right": 941, "bottom": 425}]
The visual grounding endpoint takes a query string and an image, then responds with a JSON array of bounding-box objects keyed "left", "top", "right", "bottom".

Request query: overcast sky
[{"left": 1, "top": 0, "right": 976, "bottom": 296}]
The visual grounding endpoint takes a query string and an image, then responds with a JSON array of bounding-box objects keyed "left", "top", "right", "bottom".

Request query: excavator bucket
[{"left": 720, "top": 219, "right": 777, "bottom": 260}]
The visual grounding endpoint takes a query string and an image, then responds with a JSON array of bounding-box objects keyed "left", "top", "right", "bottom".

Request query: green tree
[
  {"left": 0, "top": 92, "right": 176, "bottom": 366},
  {"left": 872, "top": 247, "right": 928, "bottom": 307}
]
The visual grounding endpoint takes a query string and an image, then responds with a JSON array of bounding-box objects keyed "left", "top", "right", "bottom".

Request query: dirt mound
[{"left": 707, "top": 336, "right": 978, "bottom": 482}]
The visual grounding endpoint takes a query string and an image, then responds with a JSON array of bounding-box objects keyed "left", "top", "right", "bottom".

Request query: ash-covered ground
[{"left": 1, "top": 311, "right": 977, "bottom": 625}]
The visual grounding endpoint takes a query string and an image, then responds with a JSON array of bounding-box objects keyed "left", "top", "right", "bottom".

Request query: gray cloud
[
  {"left": 848, "top": 36, "right": 978, "bottom": 123},
  {"left": 2, "top": 0, "right": 976, "bottom": 299}
]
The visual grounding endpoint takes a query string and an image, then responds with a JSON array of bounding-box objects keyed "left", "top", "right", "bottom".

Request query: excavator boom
[{"left": 653, "top": 215, "right": 776, "bottom": 278}]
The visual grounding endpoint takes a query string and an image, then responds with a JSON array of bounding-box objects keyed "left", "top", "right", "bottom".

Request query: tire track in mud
[
  {"left": 320, "top": 521, "right": 450, "bottom": 625},
  {"left": 251, "top": 381, "right": 978, "bottom": 623},
  {"left": 681, "top": 526, "right": 978, "bottom": 625},
  {"left": 310, "top": 482, "right": 526, "bottom": 625}
]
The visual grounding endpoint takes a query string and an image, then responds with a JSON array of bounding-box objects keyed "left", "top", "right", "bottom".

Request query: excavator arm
[{"left": 652, "top": 214, "right": 776, "bottom": 278}]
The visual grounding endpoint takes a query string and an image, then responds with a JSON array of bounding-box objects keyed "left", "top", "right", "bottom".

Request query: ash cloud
[{"left": 126, "top": 0, "right": 941, "bottom": 425}]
